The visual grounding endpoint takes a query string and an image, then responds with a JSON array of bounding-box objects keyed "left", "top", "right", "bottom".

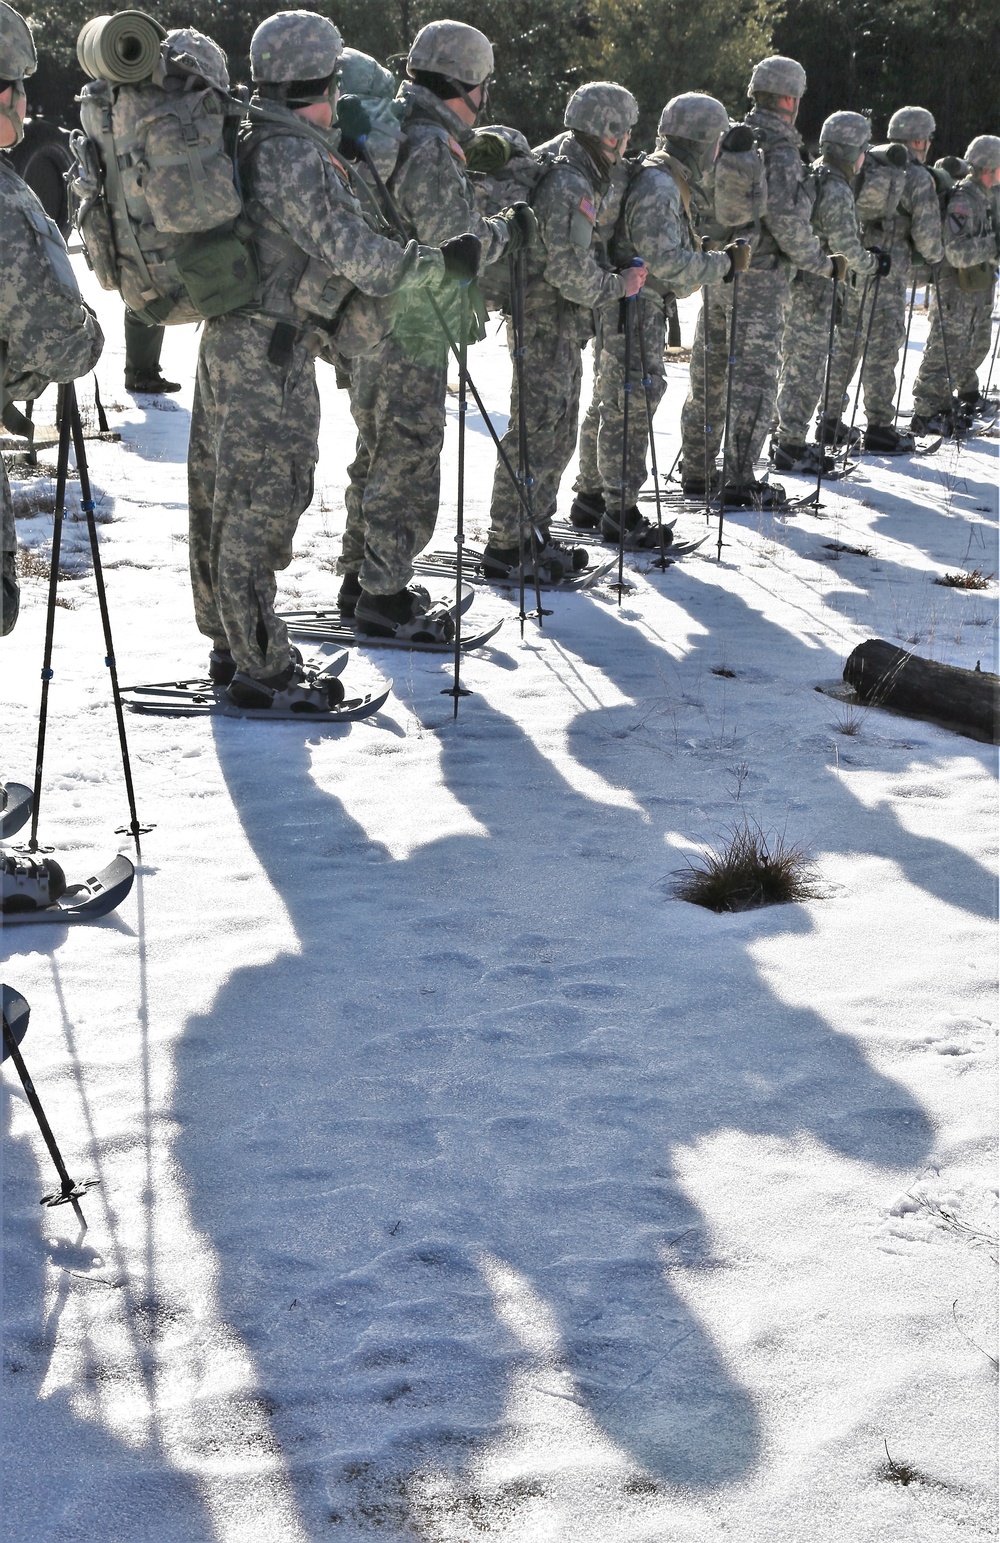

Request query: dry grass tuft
[
  {"left": 673, "top": 819, "right": 821, "bottom": 913},
  {"left": 934, "top": 568, "right": 994, "bottom": 590},
  {"left": 878, "top": 1441, "right": 923, "bottom": 1487}
]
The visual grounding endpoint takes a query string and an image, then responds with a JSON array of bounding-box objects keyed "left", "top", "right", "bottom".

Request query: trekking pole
[
  {"left": 799, "top": 268, "right": 842, "bottom": 511},
  {"left": 984, "top": 309, "right": 1000, "bottom": 400},
  {"left": 2, "top": 986, "right": 98, "bottom": 1213},
  {"left": 509, "top": 244, "right": 546, "bottom": 635},
  {"left": 716, "top": 246, "right": 747, "bottom": 562},
  {"left": 353, "top": 139, "right": 540, "bottom": 535},
  {"left": 614, "top": 273, "right": 638, "bottom": 604},
  {"left": 634, "top": 297, "right": 669, "bottom": 570},
  {"left": 826, "top": 269, "right": 870, "bottom": 454},
  {"left": 838, "top": 267, "right": 884, "bottom": 474},
  {"left": 931, "top": 263, "right": 961, "bottom": 444},
  {"left": 27, "top": 386, "right": 72, "bottom": 852},
  {"left": 68, "top": 384, "right": 149, "bottom": 856},
  {"left": 442, "top": 286, "right": 471, "bottom": 718},
  {"left": 894, "top": 279, "right": 918, "bottom": 421}
]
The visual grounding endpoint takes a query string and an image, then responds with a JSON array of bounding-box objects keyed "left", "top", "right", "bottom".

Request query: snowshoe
[
  {"left": 909, "top": 410, "right": 955, "bottom": 437},
  {"left": 2, "top": 852, "right": 68, "bottom": 913},
  {"left": 722, "top": 479, "right": 788, "bottom": 510},
  {"left": 600, "top": 506, "right": 674, "bottom": 550},
  {"left": 354, "top": 585, "right": 455, "bottom": 644},
  {"left": 1, "top": 781, "right": 32, "bottom": 840},
  {"left": 862, "top": 423, "right": 914, "bottom": 454},
  {"left": 569, "top": 490, "right": 605, "bottom": 529},
  {"left": 337, "top": 571, "right": 362, "bottom": 617},
  {"left": 817, "top": 415, "right": 860, "bottom": 448},
  {"left": 227, "top": 659, "right": 348, "bottom": 712},
  {"left": 770, "top": 440, "right": 835, "bottom": 474},
  {"left": 481, "top": 537, "right": 589, "bottom": 586}
]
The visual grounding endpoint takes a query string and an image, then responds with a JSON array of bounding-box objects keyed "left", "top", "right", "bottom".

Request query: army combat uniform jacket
[
  {"left": 0, "top": 154, "right": 104, "bottom": 634},
  {"left": 187, "top": 102, "right": 443, "bottom": 676}
]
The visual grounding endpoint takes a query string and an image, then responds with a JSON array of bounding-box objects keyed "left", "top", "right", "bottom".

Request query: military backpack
[
  {"left": 854, "top": 143, "right": 909, "bottom": 235},
  {"left": 712, "top": 124, "right": 768, "bottom": 236},
  {"left": 468, "top": 126, "right": 563, "bottom": 311},
  {"left": 70, "top": 27, "right": 258, "bottom": 327}
]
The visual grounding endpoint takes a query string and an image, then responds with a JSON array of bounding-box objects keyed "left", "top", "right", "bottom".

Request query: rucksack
[
  {"left": 70, "top": 27, "right": 257, "bottom": 327},
  {"left": 469, "top": 126, "right": 561, "bottom": 311},
  {"left": 338, "top": 48, "right": 403, "bottom": 183},
  {"left": 854, "top": 143, "right": 909, "bottom": 232},
  {"left": 712, "top": 124, "right": 768, "bottom": 234}
]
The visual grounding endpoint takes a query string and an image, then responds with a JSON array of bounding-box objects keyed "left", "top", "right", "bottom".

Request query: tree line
[{"left": 20, "top": 0, "right": 995, "bottom": 157}]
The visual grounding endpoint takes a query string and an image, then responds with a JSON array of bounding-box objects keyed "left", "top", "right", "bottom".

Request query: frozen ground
[{"left": 2, "top": 268, "right": 998, "bottom": 1543}]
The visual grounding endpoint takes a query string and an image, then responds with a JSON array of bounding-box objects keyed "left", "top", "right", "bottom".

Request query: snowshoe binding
[
  {"left": 227, "top": 659, "right": 348, "bottom": 712},
  {"left": 770, "top": 441, "right": 835, "bottom": 474},
  {"left": 481, "top": 537, "right": 590, "bottom": 586},
  {"left": 337, "top": 571, "right": 362, "bottom": 618},
  {"left": 722, "top": 479, "right": 788, "bottom": 510},
  {"left": 569, "top": 490, "right": 605, "bottom": 529},
  {"left": 600, "top": 506, "right": 674, "bottom": 550},
  {"left": 862, "top": 423, "right": 915, "bottom": 454},
  {"left": 817, "top": 415, "right": 860, "bottom": 448},
  {"left": 2, "top": 852, "right": 68, "bottom": 913},
  {"left": 354, "top": 585, "right": 455, "bottom": 644}
]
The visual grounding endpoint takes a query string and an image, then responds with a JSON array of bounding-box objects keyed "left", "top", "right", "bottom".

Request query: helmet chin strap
[
  {"left": 446, "top": 77, "right": 489, "bottom": 127},
  {"left": 0, "top": 83, "right": 26, "bottom": 147}
]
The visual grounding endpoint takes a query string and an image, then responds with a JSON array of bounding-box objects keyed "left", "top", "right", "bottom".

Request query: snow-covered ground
[{"left": 2, "top": 267, "right": 997, "bottom": 1543}]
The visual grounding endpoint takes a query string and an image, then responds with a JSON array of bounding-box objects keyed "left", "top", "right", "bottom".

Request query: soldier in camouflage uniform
[
  {"left": 591, "top": 94, "right": 738, "bottom": 546},
  {"left": 187, "top": 11, "right": 455, "bottom": 704},
  {"left": 483, "top": 82, "right": 648, "bottom": 582},
  {"left": 826, "top": 105, "right": 943, "bottom": 452},
  {"left": 0, "top": 2, "right": 104, "bottom": 636},
  {"left": 337, "top": 20, "right": 520, "bottom": 639},
  {"left": 678, "top": 56, "right": 836, "bottom": 507},
  {"left": 772, "top": 112, "right": 877, "bottom": 471},
  {"left": 911, "top": 136, "right": 1000, "bottom": 434}
]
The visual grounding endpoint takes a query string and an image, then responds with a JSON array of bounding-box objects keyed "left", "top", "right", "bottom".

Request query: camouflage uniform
[
  {"left": 337, "top": 79, "right": 509, "bottom": 595},
  {"left": 573, "top": 149, "right": 628, "bottom": 498},
  {"left": 775, "top": 159, "right": 876, "bottom": 445},
  {"left": 487, "top": 129, "right": 627, "bottom": 545},
  {"left": 680, "top": 105, "right": 831, "bottom": 488},
  {"left": 596, "top": 150, "right": 729, "bottom": 506},
  {"left": 1, "top": 153, "right": 104, "bottom": 634},
  {"left": 187, "top": 101, "right": 444, "bottom": 676},
  {"left": 828, "top": 147, "right": 942, "bottom": 428},
  {"left": 912, "top": 170, "right": 999, "bottom": 417}
]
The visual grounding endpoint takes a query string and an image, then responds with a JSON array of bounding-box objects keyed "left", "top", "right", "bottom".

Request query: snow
[{"left": 2, "top": 266, "right": 997, "bottom": 1542}]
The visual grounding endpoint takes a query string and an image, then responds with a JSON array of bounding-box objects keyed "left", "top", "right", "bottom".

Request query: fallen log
[{"left": 843, "top": 638, "right": 1000, "bottom": 743}]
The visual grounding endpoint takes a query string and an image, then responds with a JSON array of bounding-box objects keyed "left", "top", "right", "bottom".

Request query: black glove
[
  {"left": 830, "top": 254, "right": 850, "bottom": 282},
  {"left": 867, "top": 246, "right": 892, "bottom": 277},
  {"left": 724, "top": 239, "right": 752, "bottom": 279},
  {"left": 465, "top": 131, "right": 512, "bottom": 174},
  {"left": 720, "top": 124, "right": 755, "bottom": 154},
  {"left": 336, "top": 94, "right": 372, "bottom": 159},
  {"left": 500, "top": 202, "right": 539, "bottom": 255},
  {"left": 440, "top": 233, "right": 482, "bottom": 282}
]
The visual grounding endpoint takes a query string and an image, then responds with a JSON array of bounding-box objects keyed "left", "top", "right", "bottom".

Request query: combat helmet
[
  {"left": 965, "top": 135, "right": 1000, "bottom": 169},
  {"left": 564, "top": 81, "right": 638, "bottom": 140},
  {"left": 250, "top": 10, "right": 343, "bottom": 86},
  {"left": 887, "top": 106, "right": 935, "bottom": 143},
  {"left": 658, "top": 92, "right": 729, "bottom": 145},
  {"left": 0, "top": 1, "right": 36, "bottom": 148},
  {"left": 748, "top": 55, "right": 806, "bottom": 101},
  {"left": 819, "top": 111, "right": 871, "bottom": 155},
  {"left": 407, "top": 19, "right": 493, "bottom": 87},
  {"left": 339, "top": 47, "right": 396, "bottom": 101}
]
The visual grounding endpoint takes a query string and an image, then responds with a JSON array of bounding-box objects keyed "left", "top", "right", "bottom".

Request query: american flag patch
[
  {"left": 579, "top": 196, "right": 596, "bottom": 221},
  {"left": 447, "top": 135, "right": 467, "bottom": 162}
]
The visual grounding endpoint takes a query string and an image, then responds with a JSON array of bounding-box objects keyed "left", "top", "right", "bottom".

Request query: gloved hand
[
  {"left": 500, "top": 202, "right": 539, "bottom": 255},
  {"left": 720, "top": 123, "right": 755, "bottom": 154},
  {"left": 867, "top": 246, "right": 892, "bottom": 277},
  {"left": 619, "top": 259, "right": 647, "bottom": 297},
  {"left": 465, "top": 131, "right": 512, "bottom": 174},
  {"left": 440, "top": 233, "right": 482, "bottom": 282},
  {"left": 830, "top": 254, "right": 850, "bottom": 282},
  {"left": 336, "top": 94, "right": 372, "bottom": 160},
  {"left": 724, "top": 239, "right": 752, "bottom": 279}
]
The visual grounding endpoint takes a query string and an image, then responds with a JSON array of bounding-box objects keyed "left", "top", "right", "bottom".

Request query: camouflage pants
[
  {"left": 594, "top": 296, "right": 667, "bottom": 506},
  {"left": 826, "top": 272, "right": 905, "bottom": 429},
  {"left": 912, "top": 266, "right": 997, "bottom": 412},
  {"left": 337, "top": 333, "right": 447, "bottom": 595},
  {"left": 680, "top": 268, "right": 789, "bottom": 486},
  {"left": 1, "top": 462, "right": 18, "bottom": 636},
  {"left": 775, "top": 272, "right": 861, "bottom": 444},
  {"left": 488, "top": 309, "right": 585, "bottom": 546},
  {"left": 188, "top": 314, "right": 319, "bottom": 678}
]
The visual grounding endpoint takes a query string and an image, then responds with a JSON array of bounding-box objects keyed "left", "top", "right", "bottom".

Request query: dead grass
[
  {"left": 823, "top": 540, "right": 874, "bottom": 557},
  {"left": 934, "top": 568, "right": 994, "bottom": 590},
  {"left": 15, "top": 547, "right": 75, "bottom": 586},
  {"left": 673, "top": 819, "right": 822, "bottom": 913},
  {"left": 878, "top": 1441, "right": 923, "bottom": 1487}
]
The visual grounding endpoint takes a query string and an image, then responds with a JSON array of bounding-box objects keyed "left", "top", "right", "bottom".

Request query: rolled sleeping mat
[{"left": 77, "top": 11, "right": 166, "bottom": 84}]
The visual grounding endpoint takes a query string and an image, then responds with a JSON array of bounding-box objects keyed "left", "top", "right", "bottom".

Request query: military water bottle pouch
[
  {"left": 172, "top": 226, "right": 258, "bottom": 316},
  {"left": 955, "top": 261, "right": 996, "bottom": 294},
  {"left": 290, "top": 255, "right": 355, "bottom": 322}
]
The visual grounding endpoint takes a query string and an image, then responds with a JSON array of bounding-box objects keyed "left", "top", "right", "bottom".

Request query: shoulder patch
[
  {"left": 579, "top": 195, "right": 596, "bottom": 222},
  {"left": 447, "top": 135, "right": 467, "bottom": 163}
]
